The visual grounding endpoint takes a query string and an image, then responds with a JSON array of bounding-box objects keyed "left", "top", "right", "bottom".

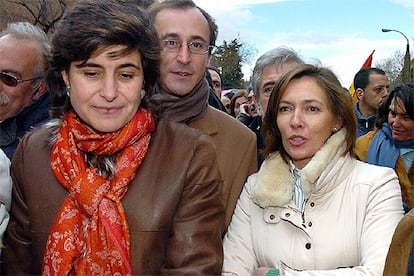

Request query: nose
[
  {"left": 381, "top": 87, "right": 389, "bottom": 98},
  {"left": 290, "top": 109, "right": 304, "bottom": 128},
  {"left": 176, "top": 44, "right": 192, "bottom": 64},
  {"left": 392, "top": 115, "right": 402, "bottom": 127},
  {"left": 100, "top": 77, "right": 118, "bottom": 102}
]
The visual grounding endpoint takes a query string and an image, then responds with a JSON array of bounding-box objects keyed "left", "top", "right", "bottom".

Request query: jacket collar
[
  {"left": 188, "top": 106, "right": 219, "bottom": 136},
  {"left": 252, "top": 128, "right": 347, "bottom": 208}
]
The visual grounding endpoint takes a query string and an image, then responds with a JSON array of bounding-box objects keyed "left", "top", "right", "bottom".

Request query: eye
[
  {"left": 279, "top": 105, "right": 291, "bottom": 113},
  {"left": 163, "top": 40, "right": 179, "bottom": 48},
  {"left": 307, "top": 106, "right": 319, "bottom": 112},
  {"left": 389, "top": 110, "right": 396, "bottom": 117},
  {"left": 83, "top": 71, "right": 99, "bottom": 78},
  {"left": 403, "top": 115, "right": 411, "bottom": 121},
  {"left": 119, "top": 72, "right": 135, "bottom": 79},
  {"left": 263, "top": 86, "right": 274, "bottom": 96},
  {"left": 190, "top": 42, "right": 204, "bottom": 49}
]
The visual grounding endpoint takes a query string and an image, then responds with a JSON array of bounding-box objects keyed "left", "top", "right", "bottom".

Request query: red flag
[{"left": 349, "top": 50, "right": 375, "bottom": 102}]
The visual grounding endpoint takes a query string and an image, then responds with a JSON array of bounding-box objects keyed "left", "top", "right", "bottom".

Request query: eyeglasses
[
  {"left": 161, "top": 40, "right": 214, "bottom": 55},
  {"left": 0, "top": 71, "right": 39, "bottom": 87}
]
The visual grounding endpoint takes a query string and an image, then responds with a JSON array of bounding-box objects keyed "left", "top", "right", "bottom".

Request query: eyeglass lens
[{"left": 0, "top": 72, "right": 19, "bottom": 87}]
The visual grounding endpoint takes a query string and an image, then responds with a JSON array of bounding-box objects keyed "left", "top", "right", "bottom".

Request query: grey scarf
[{"left": 151, "top": 79, "right": 209, "bottom": 124}]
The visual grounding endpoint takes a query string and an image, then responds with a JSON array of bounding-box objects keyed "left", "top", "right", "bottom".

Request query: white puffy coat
[{"left": 223, "top": 129, "right": 404, "bottom": 275}]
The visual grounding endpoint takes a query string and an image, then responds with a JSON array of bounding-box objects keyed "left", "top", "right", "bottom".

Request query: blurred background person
[
  {"left": 353, "top": 67, "right": 389, "bottom": 137},
  {"left": 207, "top": 65, "right": 222, "bottom": 98},
  {"left": 1, "top": 0, "right": 225, "bottom": 274},
  {"left": 237, "top": 87, "right": 259, "bottom": 125},
  {"left": 223, "top": 64, "right": 403, "bottom": 275},
  {"left": 0, "top": 22, "right": 51, "bottom": 160},
  {"left": 206, "top": 66, "right": 227, "bottom": 112},
  {"left": 229, "top": 89, "right": 248, "bottom": 117},
  {"left": 356, "top": 81, "right": 414, "bottom": 210},
  {"left": 221, "top": 93, "right": 231, "bottom": 113}
]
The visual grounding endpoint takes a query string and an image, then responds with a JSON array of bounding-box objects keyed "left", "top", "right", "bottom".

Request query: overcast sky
[{"left": 194, "top": 0, "right": 414, "bottom": 87}]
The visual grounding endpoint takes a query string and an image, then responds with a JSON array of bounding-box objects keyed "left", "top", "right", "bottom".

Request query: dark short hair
[
  {"left": 376, "top": 81, "right": 414, "bottom": 128},
  {"left": 262, "top": 64, "right": 356, "bottom": 160},
  {"left": 47, "top": 0, "right": 160, "bottom": 118},
  {"left": 148, "top": 0, "right": 218, "bottom": 52},
  {"left": 353, "top": 67, "right": 386, "bottom": 90}
]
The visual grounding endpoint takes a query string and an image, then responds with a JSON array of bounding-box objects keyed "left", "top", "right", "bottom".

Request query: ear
[
  {"left": 32, "top": 80, "right": 48, "bottom": 101},
  {"left": 61, "top": 69, "right": 69, "bottom": 87},
  {"left": 334, "top": 117, "right": 344, "bottom": 131},
  {"left": 355, "top": 88, "right": 364, "bottom": 101}
]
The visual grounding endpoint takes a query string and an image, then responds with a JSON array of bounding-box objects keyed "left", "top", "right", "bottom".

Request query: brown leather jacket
[
  {"left": 384, "top": 208, "right": 414, "bottom": 275},
  {"left": 1, "top": 118, "right": 225, "bottom": 275},
  {"left": 189, "top": 106, "right": 257, "bottom": 228}
]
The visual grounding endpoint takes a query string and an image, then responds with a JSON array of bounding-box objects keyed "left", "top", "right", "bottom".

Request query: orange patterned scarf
[{"left": 42, "top": 108, "right": 155, "bottom": 275}]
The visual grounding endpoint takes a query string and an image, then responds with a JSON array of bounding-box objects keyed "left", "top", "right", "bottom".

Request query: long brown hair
[{"left": 261, "top": 64, "right": 356, "bottom": 161}]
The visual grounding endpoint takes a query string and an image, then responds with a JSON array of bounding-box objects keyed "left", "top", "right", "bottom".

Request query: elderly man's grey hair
[{"left": 1, "top": 22, "right": 51, "bottom": 89}]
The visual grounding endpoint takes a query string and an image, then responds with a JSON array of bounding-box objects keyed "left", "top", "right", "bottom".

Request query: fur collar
[{"left": 252, "top": 128, "right": 346, "bottom": 208}]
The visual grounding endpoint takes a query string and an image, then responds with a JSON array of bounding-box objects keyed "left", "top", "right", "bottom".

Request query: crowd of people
[{"left": 0, "top": 0, "right": 413, "bottom": 275}]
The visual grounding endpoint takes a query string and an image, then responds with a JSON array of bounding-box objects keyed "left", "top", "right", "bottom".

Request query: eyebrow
[
  {"left": 279, "top": 99, "right": 325, "bottom": 105},
  {"left": 1, "top": 69, "right": 22, "bottom": 78},
  {"left": 75, "top": 62, "right": 141, "bottom": 70},
  {"left": 161, "top": 32, "right": 208, "bottom": 43},
  {"left": 262, "top": 81, "right": 276, "bottom": 88}
]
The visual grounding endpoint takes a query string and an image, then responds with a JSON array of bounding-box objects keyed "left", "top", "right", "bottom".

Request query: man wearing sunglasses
[{"left": 0, "top": 22, "right": 51, "bottom": 160}]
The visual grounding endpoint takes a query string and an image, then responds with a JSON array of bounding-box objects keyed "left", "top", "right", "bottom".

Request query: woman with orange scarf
[{"left": 1, "top": 0, "right": 225, "bottom": 274}]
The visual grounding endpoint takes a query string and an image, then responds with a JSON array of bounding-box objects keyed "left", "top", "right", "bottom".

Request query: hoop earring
[
  {"left": 66, "top": 86, "right": 71, "bottom": 97},
  {"left": 141, "top": 89, "right": 145, "bottom": 99}
]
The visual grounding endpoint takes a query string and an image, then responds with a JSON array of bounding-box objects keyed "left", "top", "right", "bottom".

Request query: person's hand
[
  {"left": 239, "top": 103, "right": 251, "bottom": 117},
  {"left": 240, "top": 102, "right": 259, "bottom": 117},
  {"left": 252, "top": 267, "right": 279, "bottom": 276},
  {"left": 248, "top": 102, "right": 259, "bottom": 117}
]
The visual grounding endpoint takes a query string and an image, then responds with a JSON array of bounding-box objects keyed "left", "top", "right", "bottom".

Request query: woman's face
[
  {"left": 234, "top": 96, "right": 248, "bottom": 116},
  {"left": 276, "top": 77, "right": 342, "bottom": 169},
  {"left": 221, "top": 96, "right": 231, "bottom": 113},
  {"left": 62, "top": 45, "right": 144, "bottom": 133},
  {"left": 388, "top": 97, "right": 414, "bottom": 142}
]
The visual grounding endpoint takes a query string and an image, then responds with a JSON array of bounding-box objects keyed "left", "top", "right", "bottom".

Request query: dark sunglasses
[{"left": 0, "top": 71, "right": 39, "bottom": 87}]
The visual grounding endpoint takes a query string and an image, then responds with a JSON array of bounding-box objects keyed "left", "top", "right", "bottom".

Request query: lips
[
  {"left": 289, "top": 135, "right": 306, "bottom": 146},
  {"left": 392, "top": 129, "right": 404, "bottom": 136},
  {"left": 93, "top": 106, "right": 122, "bottom": 114},
  {"left": 174, "top": 71, "right": 191, "bottom": 77}
]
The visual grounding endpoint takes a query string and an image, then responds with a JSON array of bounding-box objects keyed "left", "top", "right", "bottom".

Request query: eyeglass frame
[
  {"left": 0, "top": 71, "right": 40, "bottom": 87},
  {"left": 161, "top": 39, "right": 214, "bottom": 55}
]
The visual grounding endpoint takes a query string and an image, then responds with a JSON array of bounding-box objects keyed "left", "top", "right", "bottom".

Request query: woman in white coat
[{"left": 223, "top": 64, "right": 404, "bottom": 275}]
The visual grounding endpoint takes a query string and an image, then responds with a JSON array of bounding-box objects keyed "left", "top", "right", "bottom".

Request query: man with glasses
[
  {"left": 0, "top": 22, "right": 51, "bottom": 160},
  {"left": 353, "top": 67, "right": 390, "bottom": 137},
  {"left": 148, "top": 0, "right": 257, "bottom": 230}
]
